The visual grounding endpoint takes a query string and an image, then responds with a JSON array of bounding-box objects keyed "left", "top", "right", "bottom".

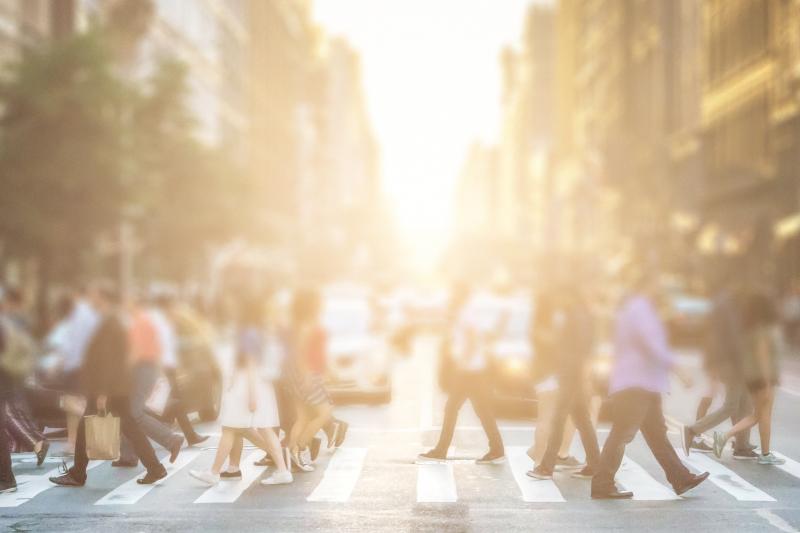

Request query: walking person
[
  {"left": 0, "top": 317, "right": 20, "bottom": 492},
  {"left": 114, "top": 295, "right": 183, "bottom": 467},
  {"left": 528, "top": 284, "right": 601, "bottom": 480},
  {"left": 189, "top": 296, "right": 291, "bottom": 486},
  {"left": 590, "top": 269, "right": 709, "bottom": 499},
  {"left": 712, "top": 289, "right": 785, "bottom": 466},
  {"left": 50, "top": 283, "right": 168, "bottom": 487},
  {"left": 417, "top": 282, "right": 507, "bottom": 465},
  {"left": 681, "top": 279, "right": 755, "bottom": 458}
]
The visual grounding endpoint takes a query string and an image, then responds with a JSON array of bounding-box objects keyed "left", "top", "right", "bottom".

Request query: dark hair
[
  {"left": 291, "top": 288, "right": 321, "bottom": 324},
  {"left": 740, "top": 290, "right": 778, "bottom": 329}
]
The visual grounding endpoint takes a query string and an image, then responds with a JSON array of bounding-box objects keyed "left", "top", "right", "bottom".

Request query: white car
[{"left": 322, "top": 295, "right": 392, "bottom": 404}]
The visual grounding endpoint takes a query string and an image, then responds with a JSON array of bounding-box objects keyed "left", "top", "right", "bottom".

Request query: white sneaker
[
  {"left": 290, "top": 449, "right": 314, "bottom": 472},
  {"left": 300, "top": 447, "right": 313, "bottom": 465},
  {"left": 260, "top": 470, "right": 293, "bottom": 485},
  {"left": 189, "top": 469, "right": 219, "bottom": 486}
]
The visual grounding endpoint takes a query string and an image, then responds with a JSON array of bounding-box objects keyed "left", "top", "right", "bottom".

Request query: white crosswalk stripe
[
  {"left": 773, "top": 452, "right": 800, "bottom": 481},
  {"left": 678, "top": 448, "right": 775, "bottom": 502},
  {"left": 0, "top": 460, "right": 102, "bottom": 508},
  {"left": 95, "top": 448, "right": 202, "bottom": 505},
  {"left": 307, "top": 447, "right": 368, "bottom": 502},
  {"left": 616, "top": 457, "right": 680, "bottom": 501},
  {"left": 195, "top": 450, "right": 266, "bottom": 504},
  {"left": 506, "top": 447, "right": 565, "bottom": 502},
  {"left": 416, "top": 447, "right": 458, "bottom": 503}
]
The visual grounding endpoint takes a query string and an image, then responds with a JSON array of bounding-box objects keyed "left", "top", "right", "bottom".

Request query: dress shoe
[{"left": 674, "top": 471, "right": 710, "bottom": 496}]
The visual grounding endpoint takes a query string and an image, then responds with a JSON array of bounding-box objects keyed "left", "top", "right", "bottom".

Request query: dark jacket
[{"left": 80, "top": 312, "right": 131, "bottom": 397}]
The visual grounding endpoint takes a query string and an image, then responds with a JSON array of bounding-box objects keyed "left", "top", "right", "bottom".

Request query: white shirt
[
  {"left": 149, "top": 309, "right": 178, "bottom": 369},
  {"left": 452, "top": 292, "right": 512, "bottom": 372},
  {"left": 61, "top": 300, "right": 100, "bottom": 372}
]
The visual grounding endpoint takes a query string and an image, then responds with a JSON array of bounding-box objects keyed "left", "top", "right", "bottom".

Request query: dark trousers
[
  {"left": 540, "top": 376, "right": 601, "bottom": 471},
  {"left": 73, "top": 396, "right": 161, "bottom": 480},
  {"left": 162, "top": 368, "right": 199, "bottom": 441},
  {"left": 592, "top": 388, "right": 692, "bottom": 493},
  {"left": 0, "top": 393, "right": 14, "bottom": 485},
  {"left": 6, "top": 390, "right": 45, "bottom": 451},
  {"left": 434, "top": 370, "right": 504, "bottom": 455}
]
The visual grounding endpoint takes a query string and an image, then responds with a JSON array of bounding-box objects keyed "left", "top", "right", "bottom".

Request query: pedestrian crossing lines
[{"left": 2, "top": 444, "right": 800, "bottom": 509}]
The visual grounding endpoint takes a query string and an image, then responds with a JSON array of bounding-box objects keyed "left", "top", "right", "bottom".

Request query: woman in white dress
[{"left": 190, "top": 297, "right": 292, "bottom": 486}]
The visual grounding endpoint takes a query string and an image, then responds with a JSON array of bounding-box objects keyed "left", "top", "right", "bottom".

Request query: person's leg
[
  {"left": 119, "top": 364, "right": 153, "bottom": 462},
  {"left": 570, "top": 386, "right": 601, "bottom": 470},
  {"left": 227, "top": 434, "right": 244, "bottom": 471},
  {"left": 5, "top": 401, "right": 38, "bottom": 452},
  {"left": 288, "top": 405, "right": 310, "bottom": 453},
  {"left": 0, "top": 396, "right": 16, "bottom": 486},
  {"left": 531, "top": 388, "right": 556, "bottom": 463},
  {"left": 591, "top": 390, "right": 649, "bottom": 494},
  {"left": 257, "top": 427, "right": 289, "bottom": 471},
  {"left": 639, "top": 394, "right": 693, "bottom": 488},
  {"left": 469, "top": 372, "right": 503, "bottom": 455},
  {"left": 558, "top": 412, "right": 577, "bottom": 459},
  {"left": 688, "top": 380, "right": 740, "bottom": 436},
  {"left": 113, "top": 396, "right": 163, "bottom": 474},
  {"left": 433, "top": 381, "right": 467, "bottom": 453},
  {"left": 70, "top": 396, "right": 95, "bottom": 480},
  {"left": 539, "top": 385, "right": 575, "bottom": 471},
  {"left": 298, "top": 402, "right": 333, "bottom": 449},
  {"left": 755, "top": 388, "right": 774, "bottom": 455},
  {"left": 731, "top": 383, "right": 753, "bottom": 451},
  {"left": 211, "top": 428, "right": 237, "bottom": 474},
  {"left": 695, "top": 396, "right": 713, "bottom": 421}
]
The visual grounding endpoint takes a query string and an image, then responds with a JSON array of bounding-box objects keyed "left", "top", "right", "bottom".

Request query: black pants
[
  {"left": 5, "top": 390, "right": 45, "bottom": 452},
  {"left": 434, "top": 370, "right": 503, "bottom": 455},
  {"left": 162, "top": 369, "right": 199, "bottom": 441},
  {"left": 0, "top": 393, "right": 15, "bottom": 485},
  {"left": 73, "top": 396, "right": 161, "bottom": 480},
  {"left": 592, "top": 389, "right": 691, "bottom": 493},
  {"left": 540, "top": 375, "right": 600, "bottom": 471}
]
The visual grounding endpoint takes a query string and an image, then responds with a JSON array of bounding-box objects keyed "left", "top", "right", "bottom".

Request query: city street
[{"left": 0, "top": 337, "right": 798, "bottom": 532}]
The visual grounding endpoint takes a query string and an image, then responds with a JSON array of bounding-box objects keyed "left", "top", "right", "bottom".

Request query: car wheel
[{"left": 199, "top": 373, "right": 222, "bottom": 422}]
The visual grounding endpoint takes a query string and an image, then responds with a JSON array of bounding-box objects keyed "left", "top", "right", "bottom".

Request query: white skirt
[{"left": 219, "top": 371, "right": 280, "bottom": 429}]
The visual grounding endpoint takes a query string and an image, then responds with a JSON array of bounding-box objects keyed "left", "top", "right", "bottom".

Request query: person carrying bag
[{"left": 84, "top": 411, "right": 120, "bottom": 460}]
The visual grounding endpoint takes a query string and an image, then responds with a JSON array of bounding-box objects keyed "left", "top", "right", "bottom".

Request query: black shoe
[
  {"left": 674, "top": 471, "right": 709, "bottom": 496},
  {"left": 324, "top": 421, "right": 338, "bottom": 449},
  {"left": 591, "top": 484, "right": 633, "bottom": 499},
  {"left": 49, "top": 464, "right": 85, "bottom": 487},
  {"left": 333, "top": 421, "right": 349, "bottom": 448},
  {"left": 690, "top": 439, "right": 714, "bottom": 453},
  {"left": 220, "top": 469, "right": 242, "bottom": 479},
  {"left": 0, "top": 480, "right": 17, "bottom": 493},
  {"left": 111, "top": 459, "right": 138, "bottom": 468},
  {"left": 136, "top": 466, "right": 168, "bottom": 485},
  {"left": 310, "top": 437, "right": 322, "bottom": 462},
  {"left": 733, "top": 448, "right": 759, "bottom": 460},
  {"left": 187, "top": 434, "right": 209, "bottom": 447},
  {"left": 254, "top": 454, "right": 273, "bottom": 467},
  {"left": 169, "top": 437, "right": 184, "bottom": 464},
  {"left": 476, "top": 451, "right": 505, "bottom": 465},
  {"left": 36, "top": 441, "right": 50, "bottom": 467},
  {"left": 415, "top": 449, "right": 447, "bottom": 464}
]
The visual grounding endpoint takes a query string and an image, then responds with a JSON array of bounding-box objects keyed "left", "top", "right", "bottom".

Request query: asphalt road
[{"left": 1, "top": 336, "right": 799, "bottom": 532}]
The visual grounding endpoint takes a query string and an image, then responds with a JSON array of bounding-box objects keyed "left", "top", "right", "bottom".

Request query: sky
[{"left": 314, "top": 0, "right": 539, "bottom": 259}]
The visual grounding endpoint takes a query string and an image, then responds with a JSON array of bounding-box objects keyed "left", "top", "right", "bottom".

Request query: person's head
[
  {"left": 740, "top": 289, "right": 778, "bottom": 330},
  {"left": 291, "top": 287, "right": 322, "bottom": 327},
  {"left": 87, "top": 280, "right": 119, "bottom": 313}
]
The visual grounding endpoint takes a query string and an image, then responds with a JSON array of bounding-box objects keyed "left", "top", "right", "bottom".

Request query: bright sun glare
[{"left": 313, "top": 0, "right": 536, "bottom": 269}]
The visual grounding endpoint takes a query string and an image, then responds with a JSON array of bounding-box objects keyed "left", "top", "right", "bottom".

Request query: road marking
[
  {"left": 194, "top": 450, "right": 266, "bottom": 503},
  {"left": 307, "top": 447, "right": 368, "bottom": 502},
  {"left": 506, "top": 447, "right": 565, "bottom": 502},
  {"left": 416, "top": 446, "right": 457, "bottom": 502},
  {"left": 756, "top": 509, "right": 800, "bottom": 533},
  {"left": 95, "top": 448, "right": 201, "bottom": 506},
  {"left": 0, "top": 461, "right": 102, "bottom": 508},
  {"left": 678, "top": 448, "right": 775, "bottom": 501},
  {"left": 772, "top": 452, "right": 800, "bottom": 480},
  {"left": 617, "top": 456, "right": 680, "bottom": 501}
]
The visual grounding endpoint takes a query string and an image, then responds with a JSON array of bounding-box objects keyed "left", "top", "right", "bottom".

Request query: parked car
[{"left": 322, "top": 293, "right": 392, "bottom": 404}]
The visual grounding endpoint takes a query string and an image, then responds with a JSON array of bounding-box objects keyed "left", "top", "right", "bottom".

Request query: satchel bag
[{"left": 85, "top": 411, "right": 120, "bottom": 460}]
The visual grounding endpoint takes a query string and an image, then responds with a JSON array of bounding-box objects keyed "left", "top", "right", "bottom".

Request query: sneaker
[
  {"left": 220, "top": 469, "right": 242, "bottom": 479},
  {"left": 526, "top": 465, "right": 553, "bottom": 480},
  {"left": 324, "top": 421, "right": 338, "bottom": 449},
  {"left": 333, "top": 420, "right": 349, "bottom": 448},
  {"left": 415, "top": 449, "right": 447, "bottom": 464},
  {"left": 571, "top": 466, "right": 594, "bottom": 479},
  {"left": 260, "top": 470, "right": 293, "bottom": 485},
  {"left": 758, "top": 453, "right": 786, "bottom": 466},
  {"left": 300, "top": 447, "right": 314, "bottom": 466},
  {"left": 137, "top": 466, "right": 168, "bottom": 485},
  {"left": 712, "top": 431, "right": 725, "bottom": 458},
  {"left": 476, "top": 451, "right": 505, "bottom": 465},
  {"left": 310, "top": 437, "right": 322, "bottom": 462},
  {"left": 189, "top": 469, "right": 220, "bottom": 486},
  {"left": 690, "top": 439, "right": 714, "bottom": 454},
  {"left": 290, "top": 449, "right": 314, "bottom": 472},
  {"left": 673, "top": 471, "right": 710, "bottom": 496},
  {"left": 554, "top": 455, "right": 583, "bottom": 471},
  {"left": 733, "top": 449, "right": 759, "bottom": 460},
  {"left": 0, "top": 480, "right": 17, "bottom": 493},
  {"left": 681, "top": 425, "right": 693, "bottom": 457}
]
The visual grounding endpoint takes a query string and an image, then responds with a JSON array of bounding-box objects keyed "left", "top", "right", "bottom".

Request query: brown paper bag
[{"left": 85, "top": 412, "right": 120, "bottom": 460}]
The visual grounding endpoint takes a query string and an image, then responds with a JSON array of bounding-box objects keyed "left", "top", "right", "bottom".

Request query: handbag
[
  {"left": 85, "top": 411, "right": 121, "bottom": 460},
  {"left": 145, "top": 377, "right": 172, "bottom": 416}
]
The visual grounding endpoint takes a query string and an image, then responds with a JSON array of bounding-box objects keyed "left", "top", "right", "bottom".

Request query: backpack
[{"left": 0, "top": 317, "right": 36, "bottom": 380}]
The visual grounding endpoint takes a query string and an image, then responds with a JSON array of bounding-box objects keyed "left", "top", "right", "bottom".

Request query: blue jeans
[{"left": 120, "top": 362, "right": 178, "bottom": 462}]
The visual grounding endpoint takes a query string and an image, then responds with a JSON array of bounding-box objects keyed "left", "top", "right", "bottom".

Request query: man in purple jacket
[{"left": 591, "top": 270, "right": 709, "bottom": 499}]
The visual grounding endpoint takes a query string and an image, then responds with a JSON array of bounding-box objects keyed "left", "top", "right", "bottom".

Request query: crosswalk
[{"left": 2, "top": 443, "right": 799, "bottom": 510}]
